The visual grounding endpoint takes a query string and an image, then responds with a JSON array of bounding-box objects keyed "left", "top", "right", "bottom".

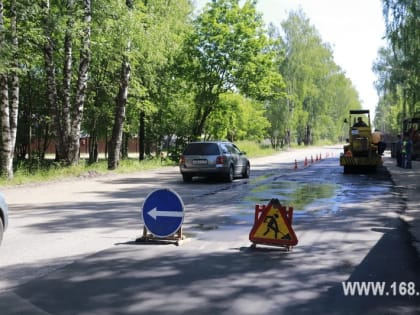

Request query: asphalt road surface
[{"left": 0, "top": 146, "right": 419, "bottom": 315}]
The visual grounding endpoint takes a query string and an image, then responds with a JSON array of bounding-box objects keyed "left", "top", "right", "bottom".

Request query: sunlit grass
[
  {"left": 0, "top": 156, "right": 176, "bottom": 187},
  {"left": 235, "top": 140, "right": 279, "bottom": 157}
]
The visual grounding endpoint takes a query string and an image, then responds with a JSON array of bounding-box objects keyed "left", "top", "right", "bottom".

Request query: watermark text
[{"left": 342, "top": 281, "right": 419, "bottom": 297}]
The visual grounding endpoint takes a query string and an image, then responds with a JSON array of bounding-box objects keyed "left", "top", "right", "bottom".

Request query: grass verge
[{"left": 0, "top": 141, "right": 280, "bottom": 187}]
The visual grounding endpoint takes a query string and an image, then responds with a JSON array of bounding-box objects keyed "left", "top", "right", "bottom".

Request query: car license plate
[{"left": 192, "top": 159, "right": 208, "bottom": 165}]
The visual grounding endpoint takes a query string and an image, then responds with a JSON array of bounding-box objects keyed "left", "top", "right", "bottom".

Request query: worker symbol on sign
[
  {"left": 263, "top": 213, "right": 279, "bottom": 237},
  {"left": 249, "top": 200, "right": 298, "bottom": 247},
  {"left": 263, "top": 213, "right": 291, "bottom": 240}
]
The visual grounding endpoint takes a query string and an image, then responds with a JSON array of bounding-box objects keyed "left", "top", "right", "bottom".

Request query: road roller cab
[{"left": 340, "top": 109, "right": 382, "bottom": 173}]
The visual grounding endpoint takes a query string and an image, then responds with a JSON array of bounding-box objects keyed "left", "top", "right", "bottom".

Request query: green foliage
[
  {"left": 1, "top": 0, "right": 372, "bottom": 174},
  {"left": 269, "top": 10, "right": 360, "bottom": 146},
  {"left": 181, "top": 0, "right": 283, "bottom": 138},
  {"left": 375, "top": 0, "right": 420, "bottom": 131},
  {"left": 205, "top": 93, "right": 269, "bottom": 141}
]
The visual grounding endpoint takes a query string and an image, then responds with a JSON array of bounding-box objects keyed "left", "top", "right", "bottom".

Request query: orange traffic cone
[{"left": 304, "top": 157, "right": 308, "bottom": 167}]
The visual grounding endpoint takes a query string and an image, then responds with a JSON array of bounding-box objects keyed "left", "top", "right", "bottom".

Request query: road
[{"left": 0, "top": 146, "right": 419, "bottom": 315}]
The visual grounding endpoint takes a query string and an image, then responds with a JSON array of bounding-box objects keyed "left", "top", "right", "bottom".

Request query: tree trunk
[
  {"left": 305, "top": 124, "right": 312, "bottom": 146},
  {"left": 192, "top": 105, "right": 212, "bottom": 140},
  {"left": 121, "top": 131, "right": 129, "bottom": 159},
  {"left": 26, "top": 72, "right": 33, "bottom": 160},
  {"left": 0, "top": 3, "right": 8, "bottom": 177},
  {"left": 9, "top": 0, "right": 19, "bottom": 173},
  {"left": 0, "top": 74, "right": 13, "bottom": 178},
  {"left": 88, "top": 133, "right": 98, "bottom": 164},
  {"left": 0, "top": 0, "right": 19, "bottom": 179},
  {"left": 139, "top": 110, "right": 145, "bottom": 161},
  {"left": 68, "top": 0, "right": 91, "bottom": 165},
  {"left": 108, "top": 57, "right": 130, "bottom": 170},
  {"left": 192, "top": 90, "right": 218, "bottom": 139},
  {"left": 42, "top": 0, "right": 63, "bottom": 161},
  {"left": 88, "top": 112, "right": 98, "bottom": 164},
  {"left": 61, "top": 0, "right": 73, "bottom": 162}
]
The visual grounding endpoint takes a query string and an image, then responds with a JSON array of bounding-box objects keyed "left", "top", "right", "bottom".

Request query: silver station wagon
[{"left": 179, "top": 141, "right": 250, "bottom": 182}]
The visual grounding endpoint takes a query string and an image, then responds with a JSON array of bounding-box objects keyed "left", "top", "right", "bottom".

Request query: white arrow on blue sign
[{"left": 142, "top": 188, "right": 185, "bottom": 238}]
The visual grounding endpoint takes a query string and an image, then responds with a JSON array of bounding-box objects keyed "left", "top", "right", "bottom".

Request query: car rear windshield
[{"left": 183, "top": 143, "right": 220, "bottom": 155}]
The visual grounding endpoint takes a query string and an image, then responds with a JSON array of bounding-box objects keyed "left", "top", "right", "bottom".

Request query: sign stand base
[
  {"left": 135, "top": 226, "right": 185, "bottom": 246},
  {"left": 250, "top": 241, "right": 293, "bottom": 252}
]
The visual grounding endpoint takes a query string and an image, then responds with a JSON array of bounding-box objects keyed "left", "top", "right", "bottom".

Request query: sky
[{"left": 194, "top": 0, "right": 386, "bottom": 117}]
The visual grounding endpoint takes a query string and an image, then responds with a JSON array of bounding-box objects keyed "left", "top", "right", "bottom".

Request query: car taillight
[
  {"left": 179, "top": 155, "right": 185, "bottom": 164},
  {"left": 216, "top": 156, "right": 225, "bottom": 165}
]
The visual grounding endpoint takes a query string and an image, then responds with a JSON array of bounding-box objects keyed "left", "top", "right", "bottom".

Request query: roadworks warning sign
[{"left": 249, "top": 201, "right": 298, "bottom": 246}]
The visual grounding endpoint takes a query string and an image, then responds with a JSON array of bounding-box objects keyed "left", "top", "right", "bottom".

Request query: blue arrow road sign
[{"left": 142, "top": 189, "right": 185, "bottom": 238}]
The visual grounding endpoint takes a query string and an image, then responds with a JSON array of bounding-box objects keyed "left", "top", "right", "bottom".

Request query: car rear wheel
[
  {"left": 242, "top": 163, "right": 250, "bottom": 178},
  {"left": 182, "top": 174, "right": 192, "bottom": 183},
  {"left": 0, "top": 219, "right": 3, "bottom": 245},
  {"left": 225, "top": 165, "right": 234, "bottom": 182}
]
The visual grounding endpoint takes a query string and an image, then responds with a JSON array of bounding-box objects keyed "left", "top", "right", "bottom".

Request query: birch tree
[
  {"left": 107, "top": 0, "right": 191, "bottom": 168},
  {"left": 0, "top": 0, "right": 19, "bottom": 179},
  {"left": 68, "top": 0, "right": 91, "bottom": 165},
  {"left": 42, "top": 0, "right": 91, "bottom": 165}
]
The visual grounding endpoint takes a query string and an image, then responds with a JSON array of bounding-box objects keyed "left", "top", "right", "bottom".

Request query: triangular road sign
[{"left": 249, "top": 201, "right": 298, "bottom": 246}]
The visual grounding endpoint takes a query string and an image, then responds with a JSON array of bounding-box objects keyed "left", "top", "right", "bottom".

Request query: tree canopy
[
  {"left": 0, "top": 0, "right": 362, "bottom": 178},
  {"left": 373, "top": 0, "right": 419, "bottom": 133}
]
